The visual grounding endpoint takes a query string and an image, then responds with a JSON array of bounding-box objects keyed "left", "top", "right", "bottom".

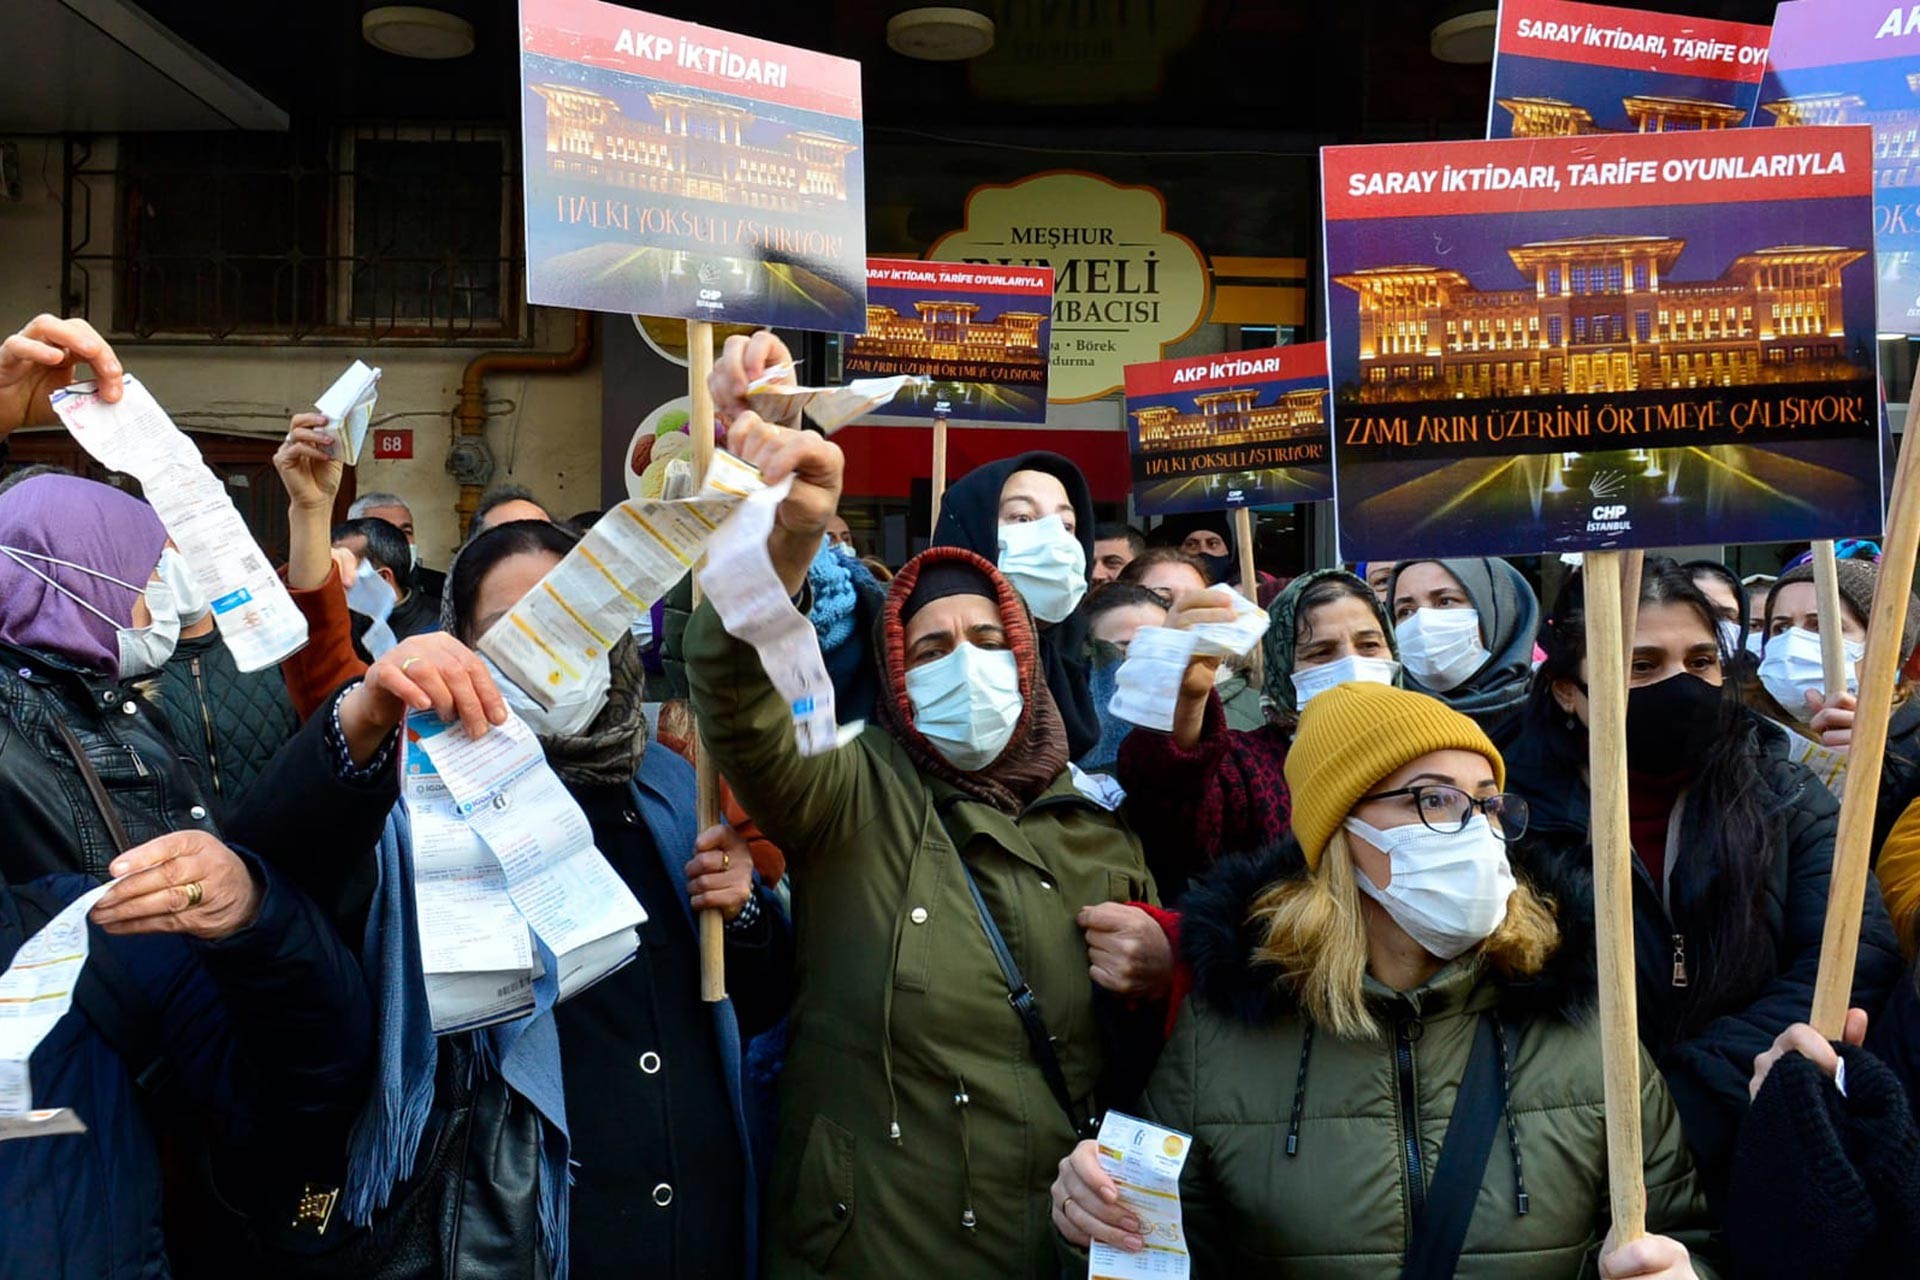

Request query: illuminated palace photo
[
  {"left": 1758, "top": 89, "right": 1920, "bottom": 189},
  {"left": 1498, "top": 95, "right": 1748, "bottom": 137},
  {"left": 529, "top": 84, "right": 858, "bottom": 212},
  {"left": 1132, "top": 386, "right": 1328, "bottom": 453},
  {"left": 1334, "top": 234, "right": 1866, "bottom": 403},
  {"left": 848, "top": 301, "right": 1047, "bottom": 370}
]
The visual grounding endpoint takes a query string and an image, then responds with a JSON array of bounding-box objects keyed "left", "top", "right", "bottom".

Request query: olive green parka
[
  {"left": 1143, "top": 844, "right": 1724, "bottom": 1279},
  {"left": 687, "top": 599, "right": 1157, "bottom": 1278}
]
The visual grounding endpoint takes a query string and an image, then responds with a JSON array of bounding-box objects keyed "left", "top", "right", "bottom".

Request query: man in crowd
[
  {"left": 332, "top": 515, "right": 441, "bottom": 641},
  {"left": 1092, "top": 521, "right": 1144, "bottom": 586},
  {"left": 466, "top": 482, "right": 551, "bottom": 540},
  {"left": 348, "top": 489, "right": 444, "bottom": 597}
]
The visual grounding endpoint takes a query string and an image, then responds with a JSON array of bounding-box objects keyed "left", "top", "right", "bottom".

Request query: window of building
[
  {"left": 1636, "top": 311, "right": 1651, "bottom": 341},
  {"left": 1573, "top": 316, "right": 1588, "bottom": 342},
  {"left": 67, "top": 127, "right": 523, "bottom": 344},
  {"left": 1548, "top": 316, "right": 1563, "bottom": 346},
  {"left": 1547, "top": 268, "right": 1562, "bottom": 295},
  {"left": 1634, "top": 262, "right": 1649, "bottom": 290},
  {"left": 1570, "top": 266, "right": 1588, "bottom": 295}
]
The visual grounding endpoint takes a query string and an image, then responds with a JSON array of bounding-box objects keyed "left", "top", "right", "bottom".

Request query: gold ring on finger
[
  {"left": 401, "top": 656, "right": 422, "bottom": 672},
  {"left": 182, "top": 880, "right": 204, "bottom": 909},
  {"left": 722, "top": 852, "right": 731, "bottom": 871}
]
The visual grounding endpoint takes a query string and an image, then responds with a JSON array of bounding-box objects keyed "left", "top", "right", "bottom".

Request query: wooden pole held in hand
[
  {"left": 1233, "top": 508, "right": 1263, "bottom": 689},
  {"left": 931, "top": 406, "right": 949, "bottom": 529},
  {"left": 1811, "top": 540, "right": 1852, "bottom": 704},
  {"left": 687, "top": 319, "right": 727, "bottom": 1004},
  {"left": 1583, "top": 550, "right": 1648, "bottom": 1243},
  {"left": 1809, "top": 390, "right": 1920, "bottom": 1035}
]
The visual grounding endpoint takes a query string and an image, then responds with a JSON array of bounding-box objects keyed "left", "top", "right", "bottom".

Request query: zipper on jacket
[
  {"left": 1670, "top": 933, "right": 1688, "bottom": 988},
  {"left": 190, "top": 657, "right": 222, "bottom": 799},
  {"left": 122, "top": 744, "right": 148, "bottom": 778},
  {"left": 1393, "top": 1014, "right": 1427, "bottom": 1227}
]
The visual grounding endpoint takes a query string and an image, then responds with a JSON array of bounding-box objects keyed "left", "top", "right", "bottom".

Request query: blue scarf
[
  {"left": 342, "top": 806, "right": 574, "bottom": 1276},
  {"left": 808, "top": 540, "right": 862, "bottom": 652}
]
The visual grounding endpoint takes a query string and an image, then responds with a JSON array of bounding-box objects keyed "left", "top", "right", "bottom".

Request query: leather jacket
[{"left": 0, "top": 641, "right": 217, "bottom": 881}]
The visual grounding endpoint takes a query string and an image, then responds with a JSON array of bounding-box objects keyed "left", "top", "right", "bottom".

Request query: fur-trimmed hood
[{"left": 1180, "top": 838, "right": 1600, "bottom": 1029}]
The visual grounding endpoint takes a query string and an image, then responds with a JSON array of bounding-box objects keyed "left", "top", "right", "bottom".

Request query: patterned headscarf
[{"left": 1260, "top": 567, "right": 1403, "bottom": 722}]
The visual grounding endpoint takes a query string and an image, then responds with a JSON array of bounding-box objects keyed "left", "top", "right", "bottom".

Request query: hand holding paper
[
  {"left": 314, "top": 360, "right": 381, "bottom": 464},
  {"left": 1110, "top": 593, "right": 1271, "bottom": 732},
  {"left": 0, "top": 314, "right": 122, "bottom": 432}
]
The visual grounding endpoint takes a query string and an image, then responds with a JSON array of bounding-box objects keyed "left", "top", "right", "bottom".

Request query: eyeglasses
[{"left": 1355, "top": 785, "right": 1529, "bottom": 842}]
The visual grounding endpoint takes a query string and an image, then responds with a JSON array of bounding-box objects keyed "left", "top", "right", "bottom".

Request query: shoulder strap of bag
[
  {"left": 1400, "top": 1011, "right": 1508, "bottom": 1280},
  {"left": 11, "top": 882, "right": 176, "bottom": 1101},
  {"left": 51, "top": 713, "right": 136, "bottom": 855},
  {"left": 956, "top": 858, "right": 1093, "bottom": 1140}
]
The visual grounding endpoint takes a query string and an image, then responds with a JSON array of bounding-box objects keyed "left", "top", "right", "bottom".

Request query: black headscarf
[
  {"left": 932, "top": 451, "right": 1100, "bottom": 759},
  {"left": 1151, "top": 510, "right": 1239, "bottom": 585}
]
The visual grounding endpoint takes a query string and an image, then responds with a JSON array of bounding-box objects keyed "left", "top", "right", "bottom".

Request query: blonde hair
[{"left": 1249, "top": 830, "right": 1561, "bottom": 1040}]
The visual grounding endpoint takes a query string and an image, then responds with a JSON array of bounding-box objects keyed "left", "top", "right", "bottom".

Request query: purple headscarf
[{"left": 0, "top": 474, "right": 167, "bottom": 677}]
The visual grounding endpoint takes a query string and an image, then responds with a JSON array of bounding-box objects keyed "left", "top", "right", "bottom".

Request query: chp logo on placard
[{"left": 928, "top": 171, "right": 1210, "bottom": 402}]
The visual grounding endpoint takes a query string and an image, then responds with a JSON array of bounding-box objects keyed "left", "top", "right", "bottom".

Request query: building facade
[
  {"left": 1333, "top": 234, "right": 1865, "bottom": 401},
  {"left": 1132, "top": 386, "right": 1327, "bottom": 451},
  {"left": 1759, "top": 87, "right": 1920, "bottom": 192},
  {"left": 529, "top": 84, "right": 857, "bottom": 211},
  {"left": 1499, "top": 93, "right": 1746, "bottom": 137},
  {"left": 849, "top": 300, "right": 1047, "bottom": 367}
]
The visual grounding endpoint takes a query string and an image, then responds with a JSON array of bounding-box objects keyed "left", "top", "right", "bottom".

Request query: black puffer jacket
[
  {"left": 145, "top": 630, "right": 299, "bottom": 822},
  {"left": 0, "top": 641, "right": 218, "bottom": 881},
  {"left": 1505, "top": 708, "right": 1906, "bottom": 1202}
]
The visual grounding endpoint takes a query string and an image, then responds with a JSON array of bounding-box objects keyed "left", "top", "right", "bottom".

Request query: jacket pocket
[
  {"left": 789, "top": 1113, "right": 857, "bottom": 1272},
  {"left": 892, "top": 838, "right": 948, "bottom": 993},
  {"left": 1106, "top": 869, "right": 1145, "bottom": 904}
]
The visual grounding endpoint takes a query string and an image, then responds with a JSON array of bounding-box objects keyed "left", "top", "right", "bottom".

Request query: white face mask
[
  {"left": 1344, "top": 813, "right": 1516, "bottom": 960},
  {"left": 904, "top": 642, "right": 1023, "bottom": 772},
  {"left": 120, "top": 567, "right": 183, "bottom": 678},
  {"left": 1758, "top": 626, "right": 1863, "bottom": 721},
  {"left": 1292, "top": 654, "right": 1401, "bottom": 710},
  {"left": 156, "top": 547, "right": 210, "bottom": 626},
  {"left": 1743, "top": 629, "right": 1766, "bottom": 658},
  {"left": 1395, "top": 607, "right": 1488, "bottom": 693},
  {"left": 1716, "top": 619, "right": 1743, "bottom": 660},
  {"left": 482, "top": 652, "right": 612, "bottom": 739},
  {"left": 997, "top": 515, "right": 1087, "bottom": 625},
  {"left": 409, "top": 542, "right": 421, "bottom": 570}
]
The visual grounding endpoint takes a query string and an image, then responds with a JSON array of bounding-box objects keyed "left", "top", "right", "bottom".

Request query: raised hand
[
  {"left": 711, "top": 330, "right": 799, "bottom": 428},
  {"left": 0, "top": 314, "right": 123, "bottom": 432}
]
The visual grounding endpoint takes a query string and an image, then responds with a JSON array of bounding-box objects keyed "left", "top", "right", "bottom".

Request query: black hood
[
  {"left": 1181, "top": 839, "right": 1598, "bottom": 1029},
  {"left": 931, "top": 450, "right": 1100, "bottom": 759}
]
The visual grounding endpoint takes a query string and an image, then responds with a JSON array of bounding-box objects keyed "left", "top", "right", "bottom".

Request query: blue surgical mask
[
  {"left": 997, "top": 515, "right": 1087, "bottom": 624},
  {"left": 904, "top": 642, "right": 1022, "bottom": 772}
]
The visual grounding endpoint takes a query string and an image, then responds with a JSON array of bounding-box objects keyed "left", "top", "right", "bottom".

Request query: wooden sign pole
[
  {"left": 1618, "top": 550, "right": 1644, "bottom": 664},
  {"left": 1584, "top": 549, "right": 1648, "bottom": 1243},
  {"left": 931, "top": 401, "right": 950, "bottom": 528},
  {"left": 1233, "top": 508, "right": 1263, "bottom": 689},
  {"left": 687, "top": 319, "right": 727, "bottom": 1004},
  {"left": 1810, "top": 389, "right": 1920, "bottom": 1035},
  {"left": 1811, "top": 540, "right": 1852, "bottom": 701}
]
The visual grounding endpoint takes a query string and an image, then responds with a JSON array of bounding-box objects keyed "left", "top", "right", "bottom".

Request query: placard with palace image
[
  {"left": 1322, "top": 126, "right": 1882, "bottom": 561},
  {"left": 843, "top": 260, "right": 1054, "bottom": 423},
  {"left": 518, "top": 0, "right": 866, "bottom": 331},
  {"left": 1757, "top": 0, "right": 1920, "bottom": 336},
  {"left": 1487, "top": 0, "right": 1770, "bottom": 140},
  {"left": 1123, "top": 345, "right": 1332, "bottom": 516}
]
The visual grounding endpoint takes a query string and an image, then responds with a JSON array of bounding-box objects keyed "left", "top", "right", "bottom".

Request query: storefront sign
[
  {"left": 1322, "top": 126, "right": 1882, "bottom": 560},
  {"left": 1760, "top": 0, "right": 1920, "bottom": 335},
  {"left": 844, "top": 259, "right": 1054, "bottom": 423},
  {"left": 928, "top": 172, "right": 1210, "bottom": 402},
  {"left": 518, "top": 0, "right": 866, "bottom": 332},
  {"left": 1488, "top": 0, "right": 1770, "bottom": 138},
  {"left": 1123, "top": 344, "right": 1332, "bottom": 516}
]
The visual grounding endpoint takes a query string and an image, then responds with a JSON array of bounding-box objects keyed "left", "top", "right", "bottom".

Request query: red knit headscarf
[{"left": 874, "top": 546, "right": 1069, "bottom": 813}]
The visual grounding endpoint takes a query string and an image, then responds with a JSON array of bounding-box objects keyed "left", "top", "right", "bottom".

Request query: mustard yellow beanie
[{"left": 1284, "top": 682, "right": 1504, "bottom": 869}]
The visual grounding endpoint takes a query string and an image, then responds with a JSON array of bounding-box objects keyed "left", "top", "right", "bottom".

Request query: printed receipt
[
  {"left": 0, "top": 882, "right": 111, "bottom": 1141},
  {"left": 1108, "top": 593, "right": 1271, "bottom": 732},
  {"left": 1089, "top": 1111, "right": 1193, "bottom": 1280},
  {"left": 744, "top": 364, "right": 926, "bottom": 434},
  {"left": 401, "top": 723, "right": 538, "bottom": 1033},
  {"left": 50, "top": 376, "right": 308, "bottom": 672},
  {"left": 696, "top": 472, "right": 863, "bottom": 754},
  {"left": 409, "top": 711, "right": 645, "bottom": 999},
  {"left": 482, "top": 448, "right": 856, "bottom": 757}
]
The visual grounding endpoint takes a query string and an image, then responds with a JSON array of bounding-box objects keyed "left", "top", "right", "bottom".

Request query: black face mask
[
  {"left": 1194, "top": 551, "right": 1235, "bottom": 584},
  {"left": 1624, "top": 672, "right": 1727, "bottom": 777}
]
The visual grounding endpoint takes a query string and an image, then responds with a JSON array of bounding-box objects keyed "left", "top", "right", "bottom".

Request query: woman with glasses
[
  {"left": 1054, "top": 681, "right": 1721, "bottom": 1278},
  {"left": 1504, "top": 556, "right": 1905, "bottom": 1208}
]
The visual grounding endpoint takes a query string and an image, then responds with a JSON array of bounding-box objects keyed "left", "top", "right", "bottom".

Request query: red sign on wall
[{"left": 371, "top": 428, "right": 413, "bottom": 460}]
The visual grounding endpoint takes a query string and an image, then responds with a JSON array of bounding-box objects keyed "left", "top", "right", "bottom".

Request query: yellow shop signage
[{"left": 928, "top": 171, "right": 1210, "bottom": 402}]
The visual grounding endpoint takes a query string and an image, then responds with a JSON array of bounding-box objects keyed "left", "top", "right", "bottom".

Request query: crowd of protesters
[{"left": 4, "top": 312, "right": 1920, "bottom": 1279}]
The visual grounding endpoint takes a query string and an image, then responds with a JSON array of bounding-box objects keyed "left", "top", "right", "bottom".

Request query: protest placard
[
  {"left": 518, "top": 0, "right": 866, "bottom": 331},
  {"left": 1321, "top": 125, "right": 1882, "bottom": 562},
  {"left": 1757, "top": 0, "right": 1920, "bottom": 336},
  {"left": 847, "top": 259, "right": 1054, "bottom": 423},
  {"left": 1487, "top": 0, "right": 1770, "bottom": 139},
  {"left": 1122, "top": 343, "right": 1331, "bottom": 517}
]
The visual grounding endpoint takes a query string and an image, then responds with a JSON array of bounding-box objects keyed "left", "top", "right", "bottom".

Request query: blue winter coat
[{"left": 0, "top": 852, "right": 372, "bottom": 1280}]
